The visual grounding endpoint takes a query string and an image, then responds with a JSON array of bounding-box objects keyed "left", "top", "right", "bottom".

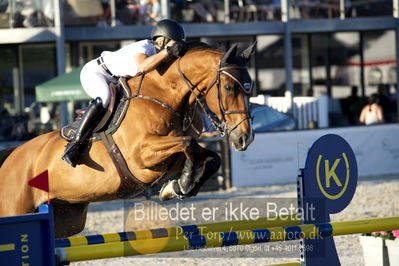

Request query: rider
[{"left": 62, "top": 19, "right": 187, "bottom": 167}]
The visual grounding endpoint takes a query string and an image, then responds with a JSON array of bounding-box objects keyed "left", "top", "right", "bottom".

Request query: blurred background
[{"left": 0, "top": 0, "right": 398, "bottom": 190}]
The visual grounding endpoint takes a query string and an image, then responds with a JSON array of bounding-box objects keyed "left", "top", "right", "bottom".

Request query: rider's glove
[{"left": 166, "top": 42, "right": 187, "bottom": 57}]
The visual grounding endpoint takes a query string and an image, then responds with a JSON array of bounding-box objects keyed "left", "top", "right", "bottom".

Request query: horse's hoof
[{"left": 159, "top": 180, "right": 185, "bottom": 201}]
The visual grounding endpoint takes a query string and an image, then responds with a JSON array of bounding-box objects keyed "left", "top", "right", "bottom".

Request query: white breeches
[{"left": 80, "top": 59, "right": 116, "bottom": 108}]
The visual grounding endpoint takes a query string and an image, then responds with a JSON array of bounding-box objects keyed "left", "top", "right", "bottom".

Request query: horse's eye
[{"left": 224, "top": 84, "right": 232, "bottom": 91}]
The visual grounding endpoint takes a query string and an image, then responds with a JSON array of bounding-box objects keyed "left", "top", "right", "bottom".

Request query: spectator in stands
[
  {"left": 116, "top": 0, "right": 135, "bottom": 25},
  {"left": 189, "top": 0, "right": 217, "bottom": 22},
  {"left": 9, "top": 0, "right": 53, "bottom": 28},
  {"left": 138, "top": 0, "right": 150, "bottom": 25},
  {"left": 0, "top": 100, "right": 11, "bottom": 141},
  {"left": 359, "top": 94, "right": 384, "bottom": 125},
  {"left": 0, "top": 0, "right": 8, "bottom": 27},
  {"left": 11, "top": 0, "right": 40, "bottom": 28},
  {"left": 171, "top": 0, "right": 184, "bottom": 22},
  {"left": 389, "top": 85, "right": 398, "bottom": 122},
  {"left": 0, "top": 82, "right": 9, "bottom": 118},
  {"left": 148, "top": 0, "right": 162, "bottom": 24},
  {"left": 98, "top": 0, "right": 111, "bottom": 27},
  {"left": 377, "top": 83, "right": 393, "bottom": 123},
  {"left": 344, "top": 85, "right": 363, "bottom": 125}
]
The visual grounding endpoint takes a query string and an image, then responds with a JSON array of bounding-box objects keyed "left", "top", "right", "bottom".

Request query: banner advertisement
[{"left": 231, "top": 124, "right": 399, "bottom": 186}]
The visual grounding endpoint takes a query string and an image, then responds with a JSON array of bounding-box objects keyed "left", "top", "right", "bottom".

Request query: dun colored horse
[{"left": 0, "top": 42, "right": 255, "bottom": 237}]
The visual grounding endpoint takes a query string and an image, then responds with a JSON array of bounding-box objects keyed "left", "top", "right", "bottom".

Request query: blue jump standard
[{"left": 0, "top": 204, "right": 55, "bottom": 266}]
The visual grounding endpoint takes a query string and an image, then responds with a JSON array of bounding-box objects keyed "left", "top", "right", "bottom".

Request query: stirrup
[{"left": 62, "top": 142, "right": 84, "bottom": 167}]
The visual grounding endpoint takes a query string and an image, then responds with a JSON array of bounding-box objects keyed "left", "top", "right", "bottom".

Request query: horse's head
[
  {"left": 174, "top": 42, "right": 255, "bottom": 151},
  {"left": 202, "top": 43, "right": 256, "bottom": 151}
]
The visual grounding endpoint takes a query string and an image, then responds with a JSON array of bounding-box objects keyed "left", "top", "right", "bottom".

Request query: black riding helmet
[{"left": 151, "top": 19, "right": 186, "bottom": 42}]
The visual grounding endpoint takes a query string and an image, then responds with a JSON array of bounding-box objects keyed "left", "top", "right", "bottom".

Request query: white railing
[{"left": 250, "top": 94, "right": 329, "bottom": 129}]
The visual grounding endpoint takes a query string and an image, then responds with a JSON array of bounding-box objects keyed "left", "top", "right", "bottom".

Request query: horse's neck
[{"left": 127, "top": 51, "right": 220, "bottom": 112}]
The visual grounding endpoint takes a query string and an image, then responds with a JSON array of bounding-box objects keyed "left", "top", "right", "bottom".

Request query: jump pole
[
  {"left": 55, "top": 216, "right": 399, "bottom": 263},
  {"left": 55, "top": 215, "right": 301, "bottom": 248}
]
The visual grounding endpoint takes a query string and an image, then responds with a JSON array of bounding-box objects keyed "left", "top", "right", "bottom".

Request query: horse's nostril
[{"left": 239, "top": 135, "right": 246, "bottom": 149}]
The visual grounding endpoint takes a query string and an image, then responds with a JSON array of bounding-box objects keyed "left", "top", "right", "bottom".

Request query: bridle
[
  {"left": 125, "top": 54, "right": 253, "bottom": 137},
  {"left": 177, "top": 58, "right": 253, "bottom": 137}
]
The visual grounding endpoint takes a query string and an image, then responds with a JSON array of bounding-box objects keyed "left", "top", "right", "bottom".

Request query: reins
[
  {"left": 176, "top": 57, "right": 252, "bottom": 137},
  {"left": 123, "top": 74, "right": 182, "bottom": 119},
  {"left": 123, "top": 52, "right": 252, "bottom": 137}
]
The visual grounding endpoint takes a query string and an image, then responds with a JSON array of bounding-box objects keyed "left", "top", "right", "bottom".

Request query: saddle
[
  {"left": 60, "top": 79, "right": 130, "bottom": 142},
  {"left": 60, "top": 78, "right": 150, "bottom": 198}
]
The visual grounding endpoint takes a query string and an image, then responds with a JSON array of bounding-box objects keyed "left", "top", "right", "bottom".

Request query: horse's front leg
[
  {"left": 140, "top": 135, "right": 199, "bottom": 168},
  {"left": 168, "top": 147, "right": 221, "bottom": 199},
  {"left": 140, "top": 134, "right": 220, "bottom": 200},
  {"left": 150, "top": 137, "right": 221, "bottom": 201}
]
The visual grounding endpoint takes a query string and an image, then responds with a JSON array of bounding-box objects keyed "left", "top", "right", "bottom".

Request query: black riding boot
[{"left": 62, "top": 97, "right": 105, "bottom": 167}]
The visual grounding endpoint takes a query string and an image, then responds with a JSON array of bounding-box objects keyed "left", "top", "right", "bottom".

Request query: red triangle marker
[
  {"left": 28, "top": 170, "right": 50, "bottom": 204},
  {"left": 28, "top": 170, "right": 49, "bottom": 192}
]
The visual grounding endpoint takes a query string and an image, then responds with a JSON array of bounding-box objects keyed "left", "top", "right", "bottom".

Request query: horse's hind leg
[{"left": 52, "top": 200, "right": 89, "bottom": 238}]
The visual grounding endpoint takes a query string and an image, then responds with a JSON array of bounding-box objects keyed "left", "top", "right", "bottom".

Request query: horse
[{"left": 0, "top": 42, "right": 255, "bottom": 238}]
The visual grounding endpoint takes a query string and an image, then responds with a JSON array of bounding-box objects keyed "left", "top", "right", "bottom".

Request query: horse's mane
[
  {"left": 154, "top": 41, "right": 217, "bottom": 75},
  {"left": 186, "top": 41, "right": 212, "bottom": 50},
  {"left": 185, "top": 41, "right": 217, "bottom": 53}
]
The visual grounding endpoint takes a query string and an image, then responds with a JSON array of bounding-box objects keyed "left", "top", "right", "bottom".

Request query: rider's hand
[{"left": 166, "top": 42, "right": 187, "bottom": 57}]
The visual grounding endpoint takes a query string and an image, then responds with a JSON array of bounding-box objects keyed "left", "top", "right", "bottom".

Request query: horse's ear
[
  {"left": 221, "top": 44, "right": 238, "bottom": 64},
  {"left": 240, "top": 41, "right": 257, "bottom": 63}
]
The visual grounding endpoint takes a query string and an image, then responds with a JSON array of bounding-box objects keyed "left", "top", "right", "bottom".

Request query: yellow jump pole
[
  {"left": 330, "top": 217, "right": 399, "bottom": 236},
  {"left": 55, "top": 215, "right": 301, "bottom": 248},
  {"left": 55, "top": 216, "right": 399, "bottom": 264}
]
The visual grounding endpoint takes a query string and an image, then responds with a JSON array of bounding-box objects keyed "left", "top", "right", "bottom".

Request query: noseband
[{"left": 177, "top": 58, "right": 253, "bottom": 137}]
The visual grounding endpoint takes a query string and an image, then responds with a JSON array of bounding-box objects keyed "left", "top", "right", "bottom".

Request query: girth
[{"left": 98, "top": 131, "right": 150, "bottom": 198}]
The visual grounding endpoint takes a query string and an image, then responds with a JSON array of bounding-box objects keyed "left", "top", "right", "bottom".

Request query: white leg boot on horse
[{"left": 62, "top": 97, "right": 105, "bottom": 167}]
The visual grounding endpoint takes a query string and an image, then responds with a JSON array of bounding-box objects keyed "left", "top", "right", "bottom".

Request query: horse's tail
[{"left": 0, "top": 147, "right": 16, "bottom": 168}]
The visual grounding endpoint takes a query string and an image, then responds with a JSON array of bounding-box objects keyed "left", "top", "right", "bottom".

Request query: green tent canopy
[{"left": 35, "top": 66, "right": 91, "bottom": 103}]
